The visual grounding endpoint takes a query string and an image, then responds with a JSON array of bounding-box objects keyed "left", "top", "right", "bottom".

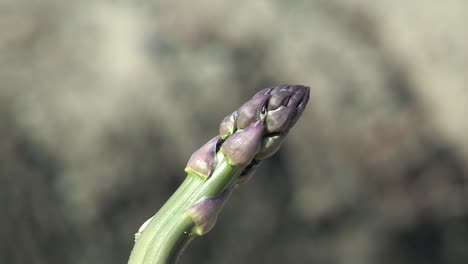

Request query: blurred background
[{"left": 1, "top": 0, "right": 468, "bottom": 263}]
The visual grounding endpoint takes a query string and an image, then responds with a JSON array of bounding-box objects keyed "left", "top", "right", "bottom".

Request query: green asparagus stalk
[{"left": 128, "top": 85, "right": 310, "bottom": 264}]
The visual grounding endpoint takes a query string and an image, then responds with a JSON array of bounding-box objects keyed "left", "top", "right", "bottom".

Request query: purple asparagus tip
[
  {"left": 190, "top": 85, "right": 309, "bottom": 180},
  {"left": 219, "top": 84, "right": 309, "bottom": 136},
  {"left": 217, "top": 85, "right": 309, "bottom": 169}
]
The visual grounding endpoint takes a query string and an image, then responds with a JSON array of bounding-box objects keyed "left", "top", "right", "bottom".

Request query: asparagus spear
[{"left": 128, "top": 85, "right": 310, "bottom": 264}]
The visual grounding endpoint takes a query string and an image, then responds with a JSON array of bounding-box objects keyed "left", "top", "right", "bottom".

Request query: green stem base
[{"left": 128, "top": 152, "right": 243, "bottom": 264}]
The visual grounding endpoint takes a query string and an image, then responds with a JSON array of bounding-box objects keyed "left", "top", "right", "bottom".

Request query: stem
[{"left": 128, "top": 152, "right": 243, "bottom": 264}]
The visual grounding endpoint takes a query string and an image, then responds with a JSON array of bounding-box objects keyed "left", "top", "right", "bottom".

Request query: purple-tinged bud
[
  {"left": 185, "top": 136, "right": 220, "bottom": 178},
  {"left": 268, "top": 90, "right": 293, "bottom": 110},
  {"left": 236, "top": 94, "right": 270, "bottom": 129},
  {"left": 236, "top": 160, "right": 261, "bottom": 184},
  {"left": 219, "top": 111, "right": 237, "bottom": 139},
  {"left": 255, "top": 134, "right": 286, "bottom": 159},
  {"left": 221, "top": 121, "right": 264, "bottom": 167},
  {"left": 265, "top": 106, "right": 295, "bottom": 133},
  {"left": 186, "top": 189, "right": 232, "bottom": 235}
]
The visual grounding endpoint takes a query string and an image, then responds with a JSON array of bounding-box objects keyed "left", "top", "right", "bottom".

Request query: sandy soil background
[{"left": 1, "top": 1, "right": 468, "bottom": 263}]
